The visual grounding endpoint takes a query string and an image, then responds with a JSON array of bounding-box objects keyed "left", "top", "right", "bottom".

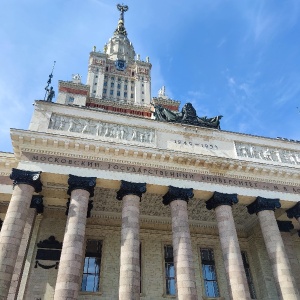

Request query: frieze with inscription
[
  {"left": 22, "top": 152, "right": 300, "bottom": 195},
  {"left": 49, "top": 113, "right": 155, "bottom": 144},
  {"left": 235, "top": 142, "right": 300, "bottom": 165}
]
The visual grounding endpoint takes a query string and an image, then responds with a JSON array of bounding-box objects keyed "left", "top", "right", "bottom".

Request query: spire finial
[
  {"left": 115, "top": 4, "right": 128, "bottom": 36},
  {"left": 44, "top": 61, "right": 56, "bottom": 102}
]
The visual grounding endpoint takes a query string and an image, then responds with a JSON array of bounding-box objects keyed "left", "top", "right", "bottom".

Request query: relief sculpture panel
[
  {"left": 235, "top": 142, "right": 300, "bottom": 165},
  {"left": 48, "top": 113, "right": 155, "bottom": 144}
]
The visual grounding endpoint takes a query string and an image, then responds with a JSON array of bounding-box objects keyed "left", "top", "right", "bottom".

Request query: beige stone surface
[
  {"left": 258, "top": 210, "right": 300, "bottom": 300},
  {"left": 170, "top": 200, "right": 197, "bottom": 300},
  {"left": 281, "top": 232, "right": 300, "bottom": 292},
  {"left": 215, "top": 205, "right": 251, "bottom": 300},
  {"left": 0, "top": 184, "right": 34, "bottom": 300},
  {"left": 54, "top": 189, "right": 90, "bottom": 300},
  {"left": 7, "top": 208, "right": 36, "bottom": 300},
  {"left": 119, "top": 194, "right": 140, "bottom": 300}
]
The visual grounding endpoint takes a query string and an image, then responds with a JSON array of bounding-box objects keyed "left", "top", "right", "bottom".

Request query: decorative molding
[
  {"left": 48, "top": 113, "right": 155, "bottom": 144},
  {"left": 277, "top": 220, "right": 294, "bottom": 232},
  {"left": 235, "top": 142, "right": 300, "bottom": 166},
  {"left": 67, "top": 174, "right": 96, "bottom": 197},
  {"left": 116, "top": 180, "right": 146, "bottom": 200},
  {"left": 10, "top": 168, "right": 42, "bottom": 193},
  {"left": 162, "top": 186, "right": 194, "bottom": 205},
  {"left": 34, "top": 261, "right": 59, "bottom": 270},
  {"left": 30, "top": 195, "right": 44, "bottom": 214},
  {"left": 247, "top": 196, "right": 281, "bottom": 215},
  {"left": 206, "top": 192, "right": 238, "bottom": 210},
  {"left": 37, "top": 236, "right": 62, "bottom": 249},
  {"left": 286, "top": 202, "right": 300, "bottom": 219}
]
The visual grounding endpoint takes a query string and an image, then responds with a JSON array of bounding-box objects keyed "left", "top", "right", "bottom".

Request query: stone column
[
  {"left": 117, "top": 180, "right": 146, "bottom": 300},
  {"left": 8, "top": 195, "right": 44, "bottom": 300},
  {"left": 287, "top": 201, "right": 300, "bottom": 226},
  {"left": 247, "top": 197, "right": 300, "bottom": 300},
  {"left": 277, "top": 221, "right": 300, "bottom": 291},
  {"left": 206, "top": 192, "right": 251, "bottom": 300},
  {"left": 0, "top": 168, "right": 42, "bottom": 300},
  {"left": 54, "top": 174, "right": 96, "bottom": 300},
  {"left": 163, "top": 186, "right": 197, "bottom": 300}
]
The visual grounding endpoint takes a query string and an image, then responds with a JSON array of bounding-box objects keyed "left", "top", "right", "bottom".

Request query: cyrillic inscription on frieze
[
  {"left": 48, "top": 113, "right": 155, "bottom": 144},
  {"left": 235, "top": 142, "right": 300, "bottom": 165}
]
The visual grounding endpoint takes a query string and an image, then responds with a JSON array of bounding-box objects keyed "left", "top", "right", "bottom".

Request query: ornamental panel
[
  {"left": 235, "top": 142, "right": 300, "bottom": 165},
  {"left": 48, "top": 113, "right": 155, "bottom": 144}
]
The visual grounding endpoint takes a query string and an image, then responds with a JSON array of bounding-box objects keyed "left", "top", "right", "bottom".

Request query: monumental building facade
[{"left": 0, "top": 5, "right": 299, "bottom": 300}]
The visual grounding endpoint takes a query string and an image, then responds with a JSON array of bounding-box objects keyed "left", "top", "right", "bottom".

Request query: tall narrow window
[
  {"left": 81, "top": 240, "right": 102, "bottom": 292},
  {"left": 241, "top": 251, "right": 257, "bottom": 299},
  {"left": 164, "top": 245, "right": 176, "bottom": 296},
  {"left": 200, "top": 248, "right": 220, "bottom": 298}
]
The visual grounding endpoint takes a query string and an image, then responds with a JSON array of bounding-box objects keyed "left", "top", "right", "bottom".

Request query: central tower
[{"left": 86, "top": 4, "right": 152, "bottom": 107}]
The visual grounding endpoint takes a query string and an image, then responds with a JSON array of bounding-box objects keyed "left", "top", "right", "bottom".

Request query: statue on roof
[
  {"left": 152, "top": 102, "right": 223, "bottom": 129},
  {"left": 115, "top": 4, "right": 128, "bottom": 36}
]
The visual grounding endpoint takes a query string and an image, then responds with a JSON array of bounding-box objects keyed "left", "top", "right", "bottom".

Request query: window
[
  {"left": 111, "top": 76, "right": 115, "bottom": 80},
  {"left": 118, "top": 77, "right": 121, "bottom": 81},
  {"left": 124, "top": 85, "right": 127, "bottom": 90},
  {"left": 93, "top": 90, "right": 96, "bottom": 93},
  {"left": 131, "top": 93, "right": 134, "bottom": 98},
  {"left": 117, "top": 91, "right": 120, "bottom": 96},
  {"left": 104, "top": 81, "right": 107, "bottom": 86},
  {"left": 110, "top": 90, "right": 113, "bottom": 95},
  {"left": 131, "top": 86, "right": 134, "bottom": 91},
  {"left": 105, "top": 66, "right": 108, "bottom": 72},
  {"left": 103, "top": 89, "right": 107, "bottom": 94},
  {"left": 94, "top": 83, "right": 97, "bottom": 85},
  {"left": 142, "top": 91, "right": 144, "bottom": 94},
  {"left": 164, "top": 245, "right": 176, "bottom": 296},
  {"left": 117, "top": 83, "right": 121, "bottom": 89},
  {"left": 68, "top": 96, "right": 74, "bottom": 104},
  {"left": 241, "top": 251, "right": 257, "bottom": 299},
  {"left": 200, "top": 248, "right": 220, "bottom": 298},
  {"left": 142, "top": 83, "right": 144, "bottom": 87},
  {"left": 81, "top": 240, "right": 102, "bottom": 292},
  {"left": 124, "top": 92, "right": 127, "bottom": 98},
  {"left": 95, "top": 75, "right": 98, "bottom": 78},
  {"left": 110, "top": 82, "right": 114, "bottom": 88}
]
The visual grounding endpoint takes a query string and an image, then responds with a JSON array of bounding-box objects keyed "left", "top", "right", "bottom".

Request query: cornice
[{"left": 10, "top": 129, "right": 300, "bottom": 187}]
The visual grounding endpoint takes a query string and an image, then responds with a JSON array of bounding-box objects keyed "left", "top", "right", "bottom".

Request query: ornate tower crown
[{"left": 114, "top": 4, "right": 128, "bottom": 36}]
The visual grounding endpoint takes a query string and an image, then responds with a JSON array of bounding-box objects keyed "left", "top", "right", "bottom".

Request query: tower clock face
[{"left": 115, "top": 59, "right": 126, "bottom": 71}]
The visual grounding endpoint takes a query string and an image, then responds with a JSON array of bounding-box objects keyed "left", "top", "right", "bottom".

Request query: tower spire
[{"left": 114, "top": 4, "right": 128, "bottom": 36}]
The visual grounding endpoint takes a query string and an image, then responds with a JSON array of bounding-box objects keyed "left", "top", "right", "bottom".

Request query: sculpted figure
[{"left": 152, "top": 102, "right": 222, "bottom": 129}]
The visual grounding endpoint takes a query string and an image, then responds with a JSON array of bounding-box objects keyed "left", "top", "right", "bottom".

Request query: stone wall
[{"left": 18, "top": 212, "right": 300, "bottom": 300}]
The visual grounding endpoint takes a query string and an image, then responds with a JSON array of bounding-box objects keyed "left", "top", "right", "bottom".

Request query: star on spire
[{"left": 114, "top": 4, "right": 128, "bottom": 36}]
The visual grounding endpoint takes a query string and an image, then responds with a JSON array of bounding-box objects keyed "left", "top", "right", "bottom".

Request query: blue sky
[{"left": 1, "top": 0, "right": 300, "bottom": 153}]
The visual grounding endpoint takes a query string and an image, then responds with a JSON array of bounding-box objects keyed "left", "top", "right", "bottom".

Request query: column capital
[
  {"left": 10, "top": 168, "right": 42, "bottom": 193},
  {"left": 30, "top": 195, "right": 44, "bottom": 214},
  {"left": 67, "top": 174, "right": 96, "bottom": 197},
  {"left": 286, "top": 202, "right": 300, "bottom": 219},
  {"left": 206, "top": 191, "right": 238, "bottom": 210},
  {"left": 247, "top": 196, "right": 281, "bottom": 215},
  {"left": 277, "top": 220, "right": 294, "bottom": 232},
  {"left": 162, "top": 186, "right": 193, "bottom": 205},
  {"left": 116, "top": 180, "right": 146, "bottom": 200}
]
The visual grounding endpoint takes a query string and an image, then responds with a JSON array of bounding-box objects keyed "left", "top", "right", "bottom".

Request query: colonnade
[{"left": 0, "top": 168, "right": 299, "bottom": 300}]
